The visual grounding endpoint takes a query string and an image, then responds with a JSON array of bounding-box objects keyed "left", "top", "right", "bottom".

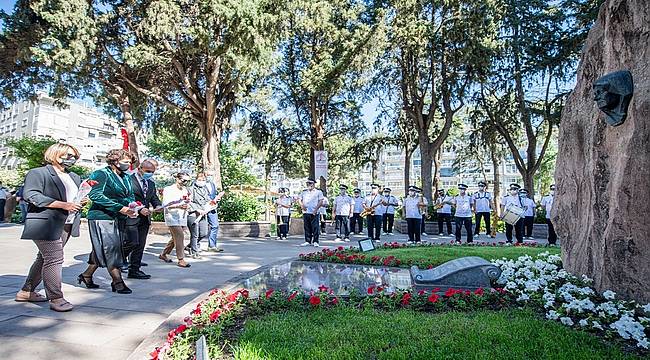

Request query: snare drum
[{"left": 501, "top": 204, "right": 525, "bottom": 225}]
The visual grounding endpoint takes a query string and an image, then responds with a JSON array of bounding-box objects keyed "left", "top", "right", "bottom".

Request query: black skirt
[{"left": 88, "top": 219, "right": 125, "bottom": 268}]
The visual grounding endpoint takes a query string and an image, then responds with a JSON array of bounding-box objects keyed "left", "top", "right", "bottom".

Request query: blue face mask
[{"left": 142, "top": 172, "right": 154, "bottom": 180}]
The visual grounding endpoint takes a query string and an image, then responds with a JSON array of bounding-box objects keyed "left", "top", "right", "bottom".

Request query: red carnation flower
[
  {"left": 474, "top": 288, "right": 484, "bottom": 296},
  {"left": 330, "top": 297, "right": 339, "bottom": 305},
  {"left": 175, "top": 324, "right": 187, "bottom": 334},
  {"left": 136, "top": 201, "right": 143, "bottom": 206},
  {"left": 401, "top": 293, "right": 412, "bottom": 306},
  {"left": 265, "top": 289, "right": 275, "bottom": 299},
  {"left": 86, "top": 180, "right": 99, "bottom": 186},
  {"left": 239, "top": 289, "right": 250, "bottom": 298},
  {"left": 288, "top": 291, "right": 298, "bottom": 301},
  {"left": 367, "top": 285, "right": 375, "bottom": 295},
  {"left": 337, "top": 246, "right": 344, "bottom": 251},
  {"left": 418, "top": 290, "right": 427, "bottom": 296},
  {"left": 209, "top": 310, "right": 221, "bottom": 322},
  {"left": 309, "top": 295, "right": 321, "bottom": 306},
  {"left": 318, "top": 285, "right": 329, "bottom": 292},
  {"left": 428, "top": 294, "right": 440, "bottom": 303}
]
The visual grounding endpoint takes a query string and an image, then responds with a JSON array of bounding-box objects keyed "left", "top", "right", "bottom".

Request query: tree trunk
[
  {"left": 523, "top": 172, "right": 535, "bottom": 199},
  {"left": 490, "top": 149, "right": 501, "bottom": 237},
  {"left": 117, "top": 91, "right": 140, "bottom": 166},
  {"left": 432, "top": 149, "right": 442, "bottom": 194},
  {"left": 264, "top": 167, "right": 270, "bottom": 221},
  {"left": 404, "top": 148, "right": 412, "bottom": 196},
  {"left": 419, "top": 134, "right": 434, "bottom": 203},
  {"left": 202, "top": 128, "right": 223, "bottom": 190}
]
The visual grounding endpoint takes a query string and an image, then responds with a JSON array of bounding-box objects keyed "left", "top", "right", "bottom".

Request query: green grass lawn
[
  {"left": 371, "top": 245, "right": 561, "bottom": 267},
  {"left": 232, "top": 307, "right": 639, "bottom": 360}
]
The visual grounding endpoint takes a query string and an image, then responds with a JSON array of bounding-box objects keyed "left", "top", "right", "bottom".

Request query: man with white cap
[
  {"left": 381, "top": 187, "right": 400, "bottom": 236},
  {"left": 403, "top": 186, "right": 426, "bottom": 243},
  {"left": 435, "top": 189, "right": 453, "bottom": 236},
  {"left": 472, "top": 181, "right": 493, "bottom": 238},
  {"left": 298, "top": 178, "right": 324, "bottom": 247},
  {"left": 452, "top": 183, "right": 474, "bottom": 244},
  {"left": 275, "top": 187, "right": 292, "bottom": 240},
  {"left": 501, "top": 183, "right": 525, "bottom": 244},
  {"left": 350, "top": 188, "right": 364, "bottom": 234},
  {"left": 540, "top": 184, "right": 557, "bottom": 246},
  {"left": 319, "top": 192, "right": 329, "bottom": 235},
  {"left": 519, "top": 188, "right": 536, "bottom": 239},
  {"left": 363, "top": 183, "right": 387, "bottom": 242},
  {"left": 332, "top": 184, "right": 354, "bottom": 242}
]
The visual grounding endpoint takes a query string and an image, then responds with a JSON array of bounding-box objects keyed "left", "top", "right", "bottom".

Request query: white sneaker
[
  {"left": 422, "top": 233, "right": 428, "bottom": 236},
  {"left": 374, "top": 239, "right": 381, "bottom": 243},
  {"left": 475, "top": 234, "right": 480, "bottom": 238},
  {"left": 344, "top": 238, "right": 350, "bottom": 242},
  {"left": 388, "top": 232, "right": 393, "bottom": 236},
  {"left": 438, "top": 233, "right": 444, "bottom": 236},
  {"left": 382, "top": 232, "right": 388, "bottom": 236},
  {"left": 299, "top": 242, "right": 310, "bottom": 247},
  {"left": 313, "top": 242, "right": 320, "bottom": 247},
  {"left": 334, "top": 238, "right": 343, "bottom": 243}
]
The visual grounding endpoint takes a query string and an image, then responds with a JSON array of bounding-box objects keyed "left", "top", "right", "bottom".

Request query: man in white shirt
[
  {"left": 403, "top": 186, "right": 426, "bottom": 243},
  {"left": 540, "top": 184, "right": 557, "bottom": 246},
  {"left": 472, "top": 181, "right": 493, "bottom": 238},
  {"left": 381, "top": 188, "right": 400, "bottom": 236},
  {"left": 519, "top": 188, "right": 537, "bottom": 239},
  {"left": 363, "top": 183, "right": 387, "bottom": 242},
  {"left": 332, "top": 185, "right": 354, "bottom": 242},
  {"left": 501, "top": 183, "right": 525, "bottom": 244},
  {"left": 350, "top": 188, "right": 364, "bottom": 234},
  {"left": 0, "top": 182, "right": 7, "bottom": 223},
  {"left": 452, "top": 183, "right": 474, "bottom": 244},
  {"left": 298, "top": 178, "right": 324, "bottom": 247},
  {"left": 275, "top": 188, "right": 292, "bottom": 240},
  {"left": 435, "top": 189, "right": 453, "bottom": 236},
  {"left": 319, "top": 195, "right": 329, "bottom": 234}
]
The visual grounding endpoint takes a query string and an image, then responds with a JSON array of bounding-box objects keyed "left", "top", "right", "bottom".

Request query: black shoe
[
  {"left": 77, "top": 274, "right": 100, "bottom": 289},
  {"left": 127, "top": 270, "right": 151, "bottom": 279},
  {"left": 141, "top": 262, "right": 148, "bottom": 267},
  {"left": 111, "top": 281, "right": 132, "bottom": 294}
]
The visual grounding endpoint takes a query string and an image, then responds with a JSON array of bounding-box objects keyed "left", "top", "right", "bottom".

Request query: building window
[
  {"left": 413, "top": 159, "right": 421, "bottom": 166},
  {"left": 88, "top": 132, "right": 96, "bottom": 138}
]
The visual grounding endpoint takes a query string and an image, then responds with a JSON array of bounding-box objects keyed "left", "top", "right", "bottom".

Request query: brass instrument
[
  {"left": 360, "top": 196, "right": 387, "bottom": 217},
  {"left": 418, "top": 194, "right": 427, "bottom": 215}
]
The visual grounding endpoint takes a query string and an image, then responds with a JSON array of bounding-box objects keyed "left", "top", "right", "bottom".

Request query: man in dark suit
[{"left": 123, "top": 159, "right": 162, "bottom": 279}]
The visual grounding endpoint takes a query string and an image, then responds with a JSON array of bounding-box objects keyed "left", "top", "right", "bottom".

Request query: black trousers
[
  {"left": 303, "top": 214, "right": 320, "bottom": 244},
  {"left": 350, "top": 213, "right": 363, "bottom": 233},
  {"left": 505, "top": 218, "right": 524, "bottom": 243},
  {"left": 474, "top": 212, "right": 491, "bottom": 235},
  {"left": 320, "top": 214, "right": 327, "bottom": 233},
  {"left": 455, "top": 217, "right": 473, "bottom": 243},
  {"left": 382, "top": 213, "right": 395, "bottom": 233},
  {"left": 123, "top": 218, "right": 150, "bottom": 271},
  {"left": 406, "top": 218, "right": 422, "bottom": 242},
  {"left": 335, "top": 215, "right": 350, "bottom": 239},
  {"left": 367, "top": 215, "right": 382, "bottom": 240},
  {"left": 524, "top": 216, "right": 534, "bottom": 237},
  {"left": 437, "top": 213, "right": 452, "bottom": 235},
  {"left": 276, "top": 215, "right": 289, "bottom": 237},
  {"left": 0, "top": 199, "right": 5, "bottom": 221},
  {"left": 547, "top": 218, "right": 557, "bottom": 244},
  {"left": 421, "top": 214, "right": 427, "bottom": 234}
]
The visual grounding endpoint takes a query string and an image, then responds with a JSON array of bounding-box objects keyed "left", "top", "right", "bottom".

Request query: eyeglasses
[{"left": 62, "top": 154, "right": 78, "bottom": 160}]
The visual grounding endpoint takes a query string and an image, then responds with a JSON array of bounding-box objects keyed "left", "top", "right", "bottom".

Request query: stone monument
[
  {"left": 554, "top": 0, "right": 650, "bottom": 302},
  {"left": 410, "top": 256, "right": 502, "bottom": 291}
]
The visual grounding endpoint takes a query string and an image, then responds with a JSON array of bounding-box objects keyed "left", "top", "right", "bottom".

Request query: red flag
[{"left": 120, "top": 128, "right": 129, "bottom": 150}]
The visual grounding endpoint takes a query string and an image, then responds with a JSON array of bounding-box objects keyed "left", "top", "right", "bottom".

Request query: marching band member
[
  {"left": 275, "top": 188, "right": 292, "bottom": 240},
  {"left": 540, "top": 184, "right": 557, "bottom": 246},
  {"left": 501, "top": 183, "right": 525, "bottom": 244},
  {"left": 319, "top": 194, "right": 329, "bottom": 234},
  {"left": 362, "top": 183, "right": 386, "bottom": 242},
  {"left": 452, "top": 183, "right": 474, "bottom": 244},
  {"left": 519, "top": 188, "right": 536, "bottom": 239},
  {"left": 332, "top": 185, "right": 354, "bottom": 242},
  {"left": 381, "top": 188, "right": 400, "bottom": 236},
  {"left": 472, "top": 181, "right": 493, "bottom": 238},
  {"left": 350, "top": 188, "right": 364, "bottom": 234},
  {"left": 435, "top": 189, "right": 453, "bottom": 236},
  {"left": 298, "top": 178, "right": 324, "bottom": 247},
  {"left": 403, "top": 186, "right": 425, "bottom": 243}
]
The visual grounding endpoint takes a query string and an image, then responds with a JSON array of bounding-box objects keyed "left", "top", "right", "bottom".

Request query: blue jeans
[{"left": 207, "top": 211, "right": 219, "bottom": 248}]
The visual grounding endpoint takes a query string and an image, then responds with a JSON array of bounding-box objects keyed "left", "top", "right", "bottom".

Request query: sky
[{"left": 0, "top": 0, "right": 13, "bottom": 13}]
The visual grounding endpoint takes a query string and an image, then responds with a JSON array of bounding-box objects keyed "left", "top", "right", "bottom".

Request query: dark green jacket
[{"left": 87, "top": 167, "right": 135, "bottom": 220}]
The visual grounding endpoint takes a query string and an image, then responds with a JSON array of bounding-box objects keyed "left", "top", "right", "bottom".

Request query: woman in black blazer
[{"left": 17, "top": 143, "right": 86, "bottom": 312}]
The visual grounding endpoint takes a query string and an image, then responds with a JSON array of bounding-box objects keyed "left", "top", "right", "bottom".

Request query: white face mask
[
  {"left": 510, "top": 190, "right": 518, "bottom": 195},
  {"left": 550, "top": 190, "right": 555, "bottom": 196},
  {"left": 408, "top": 191, "right": 415, "bottom": 197},
  {"left": 195, "top": 180, "right": 206, "bottom": 187}
]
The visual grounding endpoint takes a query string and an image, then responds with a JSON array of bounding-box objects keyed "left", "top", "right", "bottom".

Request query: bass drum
[{"left": 501, "top": 204, "right": 525, "bottom": 225}]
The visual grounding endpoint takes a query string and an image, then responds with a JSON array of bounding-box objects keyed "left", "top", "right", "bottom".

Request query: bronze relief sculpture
[{"left": 593, "top": 70, "right": 634, "bottom": 127}]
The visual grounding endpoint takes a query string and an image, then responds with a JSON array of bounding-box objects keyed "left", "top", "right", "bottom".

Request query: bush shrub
[{"left": 217, "top": 193, "right": 264, "bottom": 222}]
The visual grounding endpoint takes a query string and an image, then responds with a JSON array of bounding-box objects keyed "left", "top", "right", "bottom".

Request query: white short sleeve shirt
[
  {"left": 275, "top": 197, "right": 292, "bottom": 216},
  {"left": 523, "top": 198, "right": 536, "bottom": 217},
  {"left": 472, "top": 191, "right": 492, "bottom": 213},
  {"left": 435, "top": 196, "right": 453, "bottom": 214},
  {"left": 352, "top": 196, "right": 364, "bottom": 213},
  {"left": 541, "top": 195, "right": 554, "bottom": 219},
  {"left": 300, "top": 189, "right": 324, "bottom": 214},
  {"left": 453, "top": 195, "right": 474, "bottom": 218},
  {"left": 334, "top": 195, "right": 353, "bottom": 216},
  {"left": 403, "top": 196, "right": 422, "bottom": 219}
]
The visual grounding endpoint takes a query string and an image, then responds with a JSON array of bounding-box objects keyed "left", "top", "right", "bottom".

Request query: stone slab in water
[{"left": 410, "top": 256, "right": 502, "bottom": 291}]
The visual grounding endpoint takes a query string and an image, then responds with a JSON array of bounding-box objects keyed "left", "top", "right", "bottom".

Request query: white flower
[
  {"left": 546, "top": 310, "right": 560, "bottom": 320},
  {"left": 603, "top": 290, "right": 616, "bottom": 300},
  {"left": 560, "top": 317, "right": 574, "bottom": 326},
  {"left": 579, "top": 319, "right": 589, "bottom": 327},
  {"left": 638, "top": 338, "right": 649, "bottom": 349},
  {"left": 643, "top": 303, "right": 650, "bottom": 314},
  {"left": 517, "top": 293, "right": 530, "bottom": 302},
  {"left": 610, "top": 315, "right": 646, "bottom": 341},
  {"left": 592, "top": 321, "right": 604, "bottom": 330}
]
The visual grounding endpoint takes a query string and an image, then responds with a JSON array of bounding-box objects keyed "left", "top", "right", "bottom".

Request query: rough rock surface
[{"left": 554, "top": 0, "right": 650, "bottom": 302}]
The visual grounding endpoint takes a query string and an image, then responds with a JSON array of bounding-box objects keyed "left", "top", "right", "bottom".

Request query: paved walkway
[{"left": 0, "top": 223, "right": 549, "bottom": 360}]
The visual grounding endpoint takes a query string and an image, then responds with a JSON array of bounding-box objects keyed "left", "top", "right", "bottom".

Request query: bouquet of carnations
[
  {"left": 73, "top": 179, "right": 99, "bottom": 204},
  {"left": 128, "top": 201, "right": 145, "bottom": 218}
]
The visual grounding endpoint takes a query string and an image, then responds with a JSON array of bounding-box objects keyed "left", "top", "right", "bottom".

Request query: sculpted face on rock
[{"left": 593, "top": 70, "right": 634, "bottom": 126}]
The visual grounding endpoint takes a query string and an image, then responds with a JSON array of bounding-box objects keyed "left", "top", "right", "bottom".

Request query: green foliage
[
  {"left": 218, "top": 193, "right": 264, "bottom": 222},
  {"left": 5, "top": 136, "right": 56, "bottom": 171},
  {"left": 145, "top": 126, "right": 203, "bottom": 165},
  {"left": 0, "top": 169, "right": 23, "bottom": 188},
  {"left": 220, "top": 142, "right": 261, "bottom": 189}
]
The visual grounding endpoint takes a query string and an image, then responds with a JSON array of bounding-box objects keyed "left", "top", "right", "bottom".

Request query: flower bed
[
  {"left": 299, "top": 242, "right": 560, "bottom": 269},
  {"left": 153, "top": 252, "right": 650, "bottom": 359}
]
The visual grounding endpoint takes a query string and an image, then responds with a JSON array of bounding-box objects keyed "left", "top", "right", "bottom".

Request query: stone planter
[
  {"left": 148, "top": 221, "right": 272, "bottom": 238},
  {"left": 287, "top": 217, "right": 336, "bottom": 235},
  {"left": 395, "top": 220, "right": 439, "bottom": 234}
]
